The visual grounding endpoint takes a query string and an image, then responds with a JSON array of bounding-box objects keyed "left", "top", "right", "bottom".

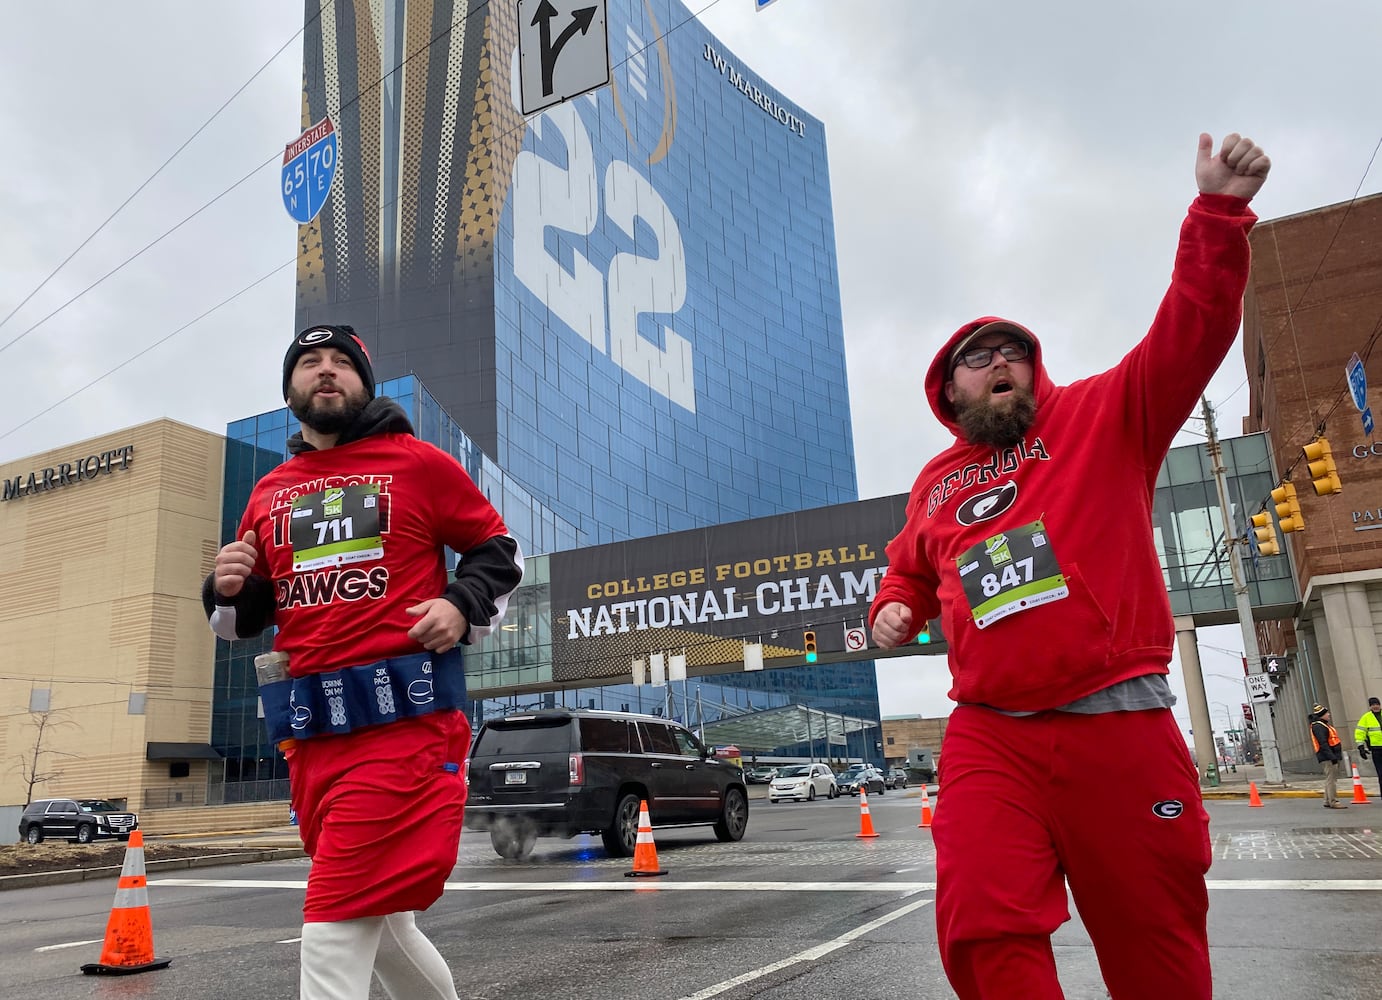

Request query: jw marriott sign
[{"left": 2, "top": 444, "right": 135, "bottom": 503}]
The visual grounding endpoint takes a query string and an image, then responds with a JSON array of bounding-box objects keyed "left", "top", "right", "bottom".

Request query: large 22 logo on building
[{"left": 506, "top": 3, "right": 696, "bottom": 413}]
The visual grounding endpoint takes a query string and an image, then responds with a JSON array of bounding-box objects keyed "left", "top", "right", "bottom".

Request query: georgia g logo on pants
[{"left": 1151, "top": 799, "right": 1184, "bottom": 819}]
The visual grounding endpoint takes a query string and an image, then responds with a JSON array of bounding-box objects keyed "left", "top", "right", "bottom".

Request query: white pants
[{"left": 300, "top": 911, "right": 459, "bottom": 1000}]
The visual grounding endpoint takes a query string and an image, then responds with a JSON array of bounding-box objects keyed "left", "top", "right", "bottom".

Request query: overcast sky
[{"left": 2, "top": 2, "right": 1378, "bottom": 732}]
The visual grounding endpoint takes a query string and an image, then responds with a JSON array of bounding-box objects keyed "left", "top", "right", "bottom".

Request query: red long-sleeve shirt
[{"left": 870, "top": 194, "right": 1257, "bottom": 712}]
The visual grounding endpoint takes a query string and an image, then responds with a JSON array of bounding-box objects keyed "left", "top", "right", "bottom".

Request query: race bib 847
[{"left": 956, "top": 520, "right": 1068, "bottom": 629}]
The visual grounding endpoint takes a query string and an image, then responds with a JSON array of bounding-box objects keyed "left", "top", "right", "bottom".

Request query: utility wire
[
  {"left": 0, "top": 3, "right": 325, "bottom": 338},
  {"left": 0, "top": 157, "right": 287, "bottom": 360},
  {"left": 0, "top": 0, "right": 499, "bottom": 361},
  {"left": 1194, "top": 134, "right": 1382, "bottom": 535},
  {"left": 1215, "top": 135, "right": 1382, "bottom": 438},
  {"left": 0, "top": 259, "right": 294, "bottom": 444},
  {"left": 0, "top": 0, "right": 731, "bottom": 440},
  {"left": 1184, "top": 135, "right": 1382, "bottom": 458}
]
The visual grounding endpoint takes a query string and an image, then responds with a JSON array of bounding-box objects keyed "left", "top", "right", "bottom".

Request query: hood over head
[{"left": 925, "top": 316, "right": 1053, "bottom": 436}]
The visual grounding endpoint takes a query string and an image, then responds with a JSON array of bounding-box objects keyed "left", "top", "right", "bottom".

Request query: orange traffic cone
[
  {"left": 856, "top": 787, "right": 879, "bottom": 839},
  {"left": 917, "top": 786, "right": 934, "bottom": 829},
  {"left": 1351, "top": 763, "right": 1371, "bottom": 804},
  {"left": 81, "top": 831, "right": 171, "bottom": 975},
  {"left": 624, "top": 799, "right": 667, "bottom": 877},
  {"left": 1247, "top": 781, "right": 1264, "bottom": 808}
]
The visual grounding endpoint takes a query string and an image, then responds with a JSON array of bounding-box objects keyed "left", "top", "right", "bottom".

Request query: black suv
[
  {"left": 465, "top": 709, "right": 749, "bottom": 859},
  {"left": 18, "top": 798, "right": 139, "bottom": 844}
]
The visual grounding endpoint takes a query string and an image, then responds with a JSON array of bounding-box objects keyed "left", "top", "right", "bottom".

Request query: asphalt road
[{"left": 3, "top": 793, "right": 1380, "bottom": 999}]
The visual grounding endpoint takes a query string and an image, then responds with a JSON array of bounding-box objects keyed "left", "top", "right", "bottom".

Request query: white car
[{"left": 768, "top": 763, "right": 838, "bottom": 802}]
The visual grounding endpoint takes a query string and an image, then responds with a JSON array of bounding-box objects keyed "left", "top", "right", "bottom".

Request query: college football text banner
[{"left": 549, "top": 495, "right": 909, "bottom": 681}]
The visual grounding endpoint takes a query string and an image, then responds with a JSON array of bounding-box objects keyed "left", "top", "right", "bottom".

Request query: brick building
[
  {"left": 1243, "top": 191, "right": 1382, "bottom": 760},
  {"left": 881, "top": 715, "right": 949, "bottom": 772}
]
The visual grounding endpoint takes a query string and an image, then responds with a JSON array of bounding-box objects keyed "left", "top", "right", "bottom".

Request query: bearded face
[
  {"left": 944, "top": 335, "right": 1037, "bottom": 448},
  {"left": 286, "top": 379, "right": 369, "bottom": 435},
  {"left": 951, "top": 381, "right": 1037, "bottom": 448}
]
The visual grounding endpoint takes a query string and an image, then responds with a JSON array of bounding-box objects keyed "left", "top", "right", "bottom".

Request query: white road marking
[
  {"left": 1204, "top": 879, "right": 1382, "bottom": 891},
  {"left": 149, "top": 877, "right": 1382, "bottom": 893},
  {"left": 151, "top": 879, "right": 937, "bottom": 892},
  {"left": 676, "top": 896, "right": 934, "bottom": 1000},
  {"left": 34, "top": 939, "right": 102, "bottom": 953}
]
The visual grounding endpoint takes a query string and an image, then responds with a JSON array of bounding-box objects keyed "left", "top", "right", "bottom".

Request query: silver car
[{"left": 768, "top": 763, "right": 839, "bottom": 802}]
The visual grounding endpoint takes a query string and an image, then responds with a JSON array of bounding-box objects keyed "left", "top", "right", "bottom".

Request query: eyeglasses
[{"left": 952, "top": 340, "right": 1030, "bottom": 371}]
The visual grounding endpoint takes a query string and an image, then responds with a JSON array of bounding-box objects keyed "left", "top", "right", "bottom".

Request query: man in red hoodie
[{"left": 870, "top": 133, "right": 1270, "bottom": 1000}]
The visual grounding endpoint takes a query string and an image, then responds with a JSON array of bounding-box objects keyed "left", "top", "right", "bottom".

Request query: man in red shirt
[
  {"left": 203, "top": 325, "right": 523, "bottom": 1000},
  {"left": 871, "top": 134, "right": 1270, "bottom": 1000}
]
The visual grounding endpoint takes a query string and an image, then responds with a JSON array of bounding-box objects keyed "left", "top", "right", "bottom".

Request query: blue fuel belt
[{"left": 257, "top": 649, "right": 465, "bottom": 743}]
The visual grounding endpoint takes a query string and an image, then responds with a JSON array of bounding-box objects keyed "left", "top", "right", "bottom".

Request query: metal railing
[{"left": 143, "top": 778, "right": 291, "bottom": 810}]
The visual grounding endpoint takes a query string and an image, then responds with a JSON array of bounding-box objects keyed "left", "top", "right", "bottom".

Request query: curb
[
  {"left": 0, "top": 847, "right": 306, "bottom": 892},
  {"left": 153, "top": 827, "right": 299, "bottom": 841},
  {"left": 1201, "top": 789, "right": 1321, "bottom": 800}
]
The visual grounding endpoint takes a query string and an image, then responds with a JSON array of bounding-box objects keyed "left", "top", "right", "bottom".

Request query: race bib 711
[{"left": 289, "top": 484, "right": 383, "bottom": 572}]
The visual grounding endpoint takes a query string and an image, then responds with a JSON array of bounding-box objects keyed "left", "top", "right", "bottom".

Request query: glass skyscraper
[
  {"left": 292, "top": 0, "right": 857, "bottom": 539},
  {"left": 206, "top": 0, "right": 880, "bottom": 794}
]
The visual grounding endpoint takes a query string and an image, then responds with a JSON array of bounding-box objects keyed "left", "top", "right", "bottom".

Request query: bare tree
[{"left": 14, "top": 711, "right": 82, "bottom": 806}]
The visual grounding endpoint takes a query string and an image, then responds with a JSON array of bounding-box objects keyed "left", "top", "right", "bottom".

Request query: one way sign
[{"left": 517, "top": 0, "right": 610, "bottom": 116}]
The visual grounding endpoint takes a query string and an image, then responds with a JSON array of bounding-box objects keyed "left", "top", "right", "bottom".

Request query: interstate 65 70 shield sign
[{"left": 282, "top": 117, "right": 338, "bottom": 224}]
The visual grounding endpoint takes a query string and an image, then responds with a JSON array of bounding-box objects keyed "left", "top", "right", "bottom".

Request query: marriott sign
[{"left": 2, "top": 444, "right": 135, "bottom": 503}]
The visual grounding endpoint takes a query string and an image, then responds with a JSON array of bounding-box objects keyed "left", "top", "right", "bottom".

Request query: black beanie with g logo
[{"left": 282, "top": 325, "right": 375, "bottom": 401}]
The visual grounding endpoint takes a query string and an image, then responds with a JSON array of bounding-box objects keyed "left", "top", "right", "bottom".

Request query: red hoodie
[{"left": 869, "top": 193, "right": 1257, "bottom": 712}]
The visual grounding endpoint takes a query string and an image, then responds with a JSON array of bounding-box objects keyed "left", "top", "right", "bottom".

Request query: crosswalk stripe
[{"left": 149, "top": 877, "right": 1382, "bottom": 892}]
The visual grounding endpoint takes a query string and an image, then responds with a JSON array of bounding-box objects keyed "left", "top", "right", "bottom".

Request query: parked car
[
  {"left": 745, "top": 765, "right": 779, "bottom": 784},
  {"left": 18, "top": 798, "right": 138, "bottom": 844},
  {"left": 834, "top": 763, "right": 869, "bottom": 790},
  {"left": 768, "top": 763, "right": 838, "bottom": 803},
  {"left": 838, "top": 766, "right": 886, "bottom": 797},
  {"left": 885, "top": 768, "right": 909, "bottom": 790},
  {"left": 75, "top": 799, "right": 139, "bottom": 840},
  {"left": 465, "top": 708, "right": 749, "bottom": 860}
]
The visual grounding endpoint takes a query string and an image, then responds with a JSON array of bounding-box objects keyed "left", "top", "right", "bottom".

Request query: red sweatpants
[
  {"left": 934, "top": 706, "right": 1211, "bottom": 999},
  {"left": 288, "top": 710, "right": 471, "bottom": 922}
]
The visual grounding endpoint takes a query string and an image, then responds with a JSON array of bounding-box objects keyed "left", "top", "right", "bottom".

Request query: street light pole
[
  {"left": 1212, "top": 701, "right": 1238, "bottom": 769},
  {"left": 1202, "top": 396, "right": 1283, "bottom": 782}
]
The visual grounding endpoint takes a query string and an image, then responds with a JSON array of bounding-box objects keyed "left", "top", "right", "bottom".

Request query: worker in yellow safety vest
[{"left": 1355, "top": 696, "right": 1382, "bottom": 789}]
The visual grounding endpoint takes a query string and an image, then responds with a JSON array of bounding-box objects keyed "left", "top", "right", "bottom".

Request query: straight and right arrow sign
[{"left": 517, "top": 0, "right": 610, "bottom": 115}]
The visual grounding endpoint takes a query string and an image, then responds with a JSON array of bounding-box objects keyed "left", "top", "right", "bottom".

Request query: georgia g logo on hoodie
[{"left": 955, "top": 481, "right": 1019, "bottom": 526}]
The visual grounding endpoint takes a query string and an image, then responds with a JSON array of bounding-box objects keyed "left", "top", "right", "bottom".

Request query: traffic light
[
  {"left": 803, "top": 630, "right": 817, "bottom": 662},
  {"left": 1303, "top": 437, "right": 1342, "bottom": 496},
  {"left": 1271, "top": 482, "right": 1304, "bottom": 533},
  {"left": 1251, "top": 511, "right": 1280, "bottom": 556}
]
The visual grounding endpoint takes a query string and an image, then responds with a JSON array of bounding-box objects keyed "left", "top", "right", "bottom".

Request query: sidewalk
[
  {"left": 157, "top": 824, "right": 306, "bottom": 851},
  {"left": 1197, "top": 760, "right": 1380, "bottom": 801},
  {"left": 0, "top": 831, "right": 306, "bottom": 892}
]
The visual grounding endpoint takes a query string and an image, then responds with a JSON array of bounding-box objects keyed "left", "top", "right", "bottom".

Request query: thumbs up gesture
[
  {"left": 1195, "top": 132, "right": 1270, "bottom": 201},
  {"left": 214, "top": 530, "right": 260, "bottom": 598}
]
